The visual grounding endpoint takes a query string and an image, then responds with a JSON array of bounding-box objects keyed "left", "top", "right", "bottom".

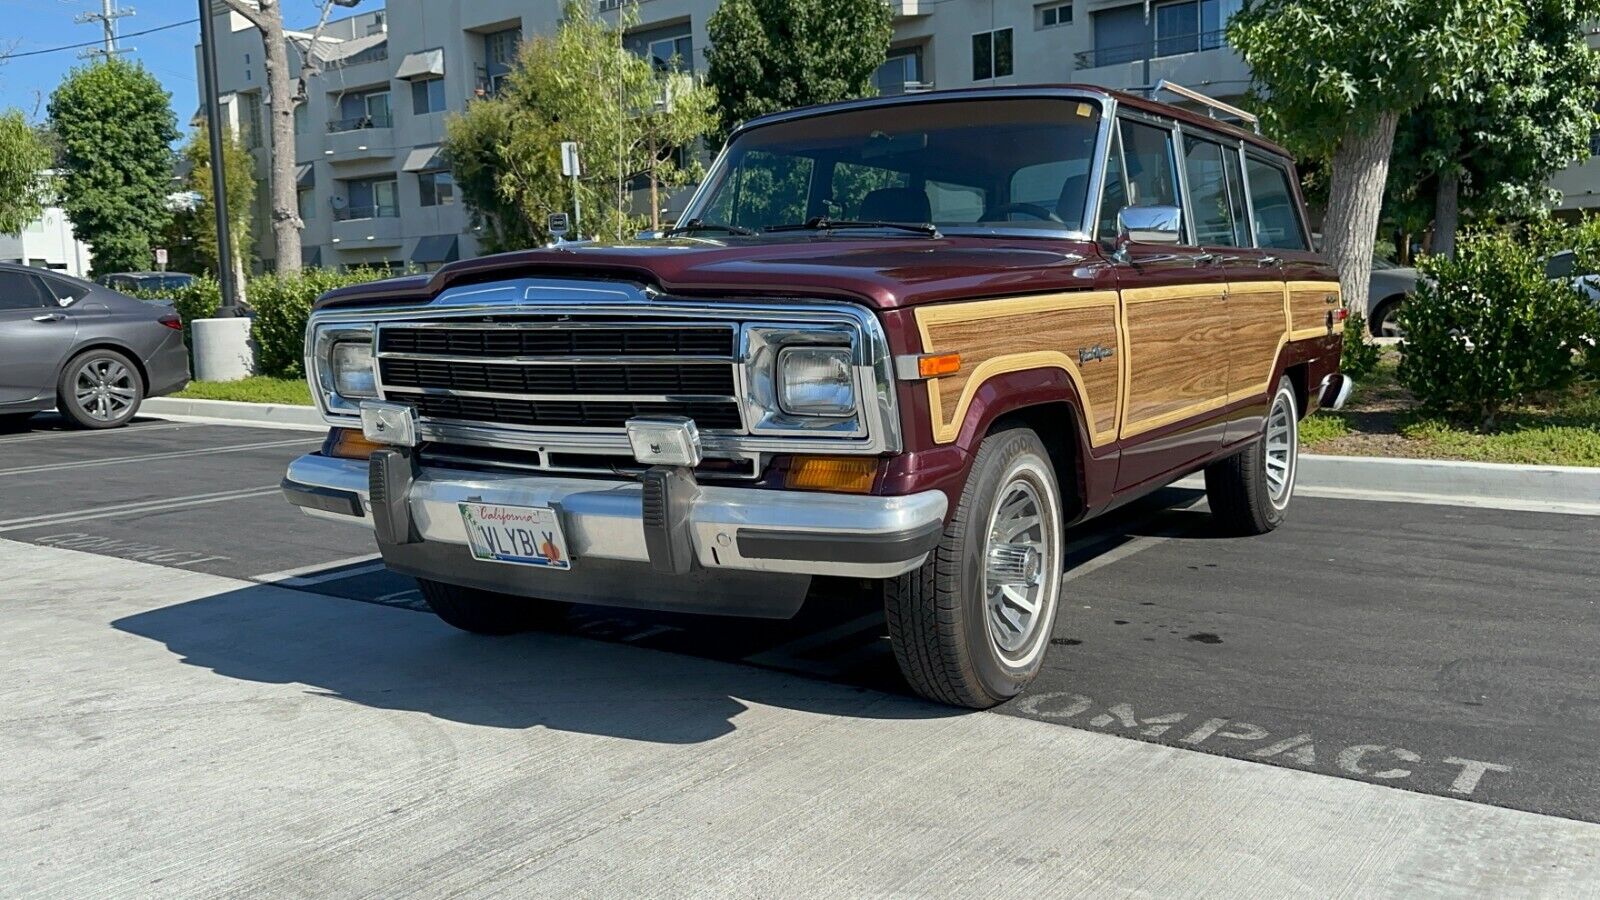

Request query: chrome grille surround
[{"left": 305, "top": 277, "right": 901, "bottom": 465}]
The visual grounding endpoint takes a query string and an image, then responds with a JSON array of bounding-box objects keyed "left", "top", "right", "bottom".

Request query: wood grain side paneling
[
  {"left": 1288, "top": 280, "right": 1342, "bottom": 340},
  {"left": 1119, "top": 286, "right": 1231, "bottom": 438},
  {"left": 916, "top": 292, "right": 1122, "bottom": 447},
  {"left": 1227, "top": 281, "right": 1289, "bottom": 401}
]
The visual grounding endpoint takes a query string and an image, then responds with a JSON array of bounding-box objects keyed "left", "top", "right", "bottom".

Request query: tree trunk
[
  {"left": 258, "top": 8, "right": 304, "bottom": 274},
  {"left": 1321, "top": 110, "right": 1401, "bottom": 318},
  {"left": 1433, "top": 170, "right": 1460, "bottom": 260}
]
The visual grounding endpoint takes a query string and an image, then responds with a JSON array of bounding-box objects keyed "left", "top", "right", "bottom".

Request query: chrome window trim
[{"left": 305, "top": 276, "right": 902, "bottom": 456}]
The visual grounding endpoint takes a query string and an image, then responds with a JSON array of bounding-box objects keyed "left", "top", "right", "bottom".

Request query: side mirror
[{"left": 1117, "top": 205, "right": 1183, "bottom": 245}]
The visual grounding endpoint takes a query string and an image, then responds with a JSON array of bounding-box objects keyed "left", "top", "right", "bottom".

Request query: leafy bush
[
  {"left": 1398, "top": 231, "right": 1600, "bottom": 427},
  {"left": 166, "top": 275, "right": 222, "bottom": 330},
  {"left": 1340, "top": 312, "right": 1383, "bottom": 380},
  {"left": 248, "top": 268, "right": 392, "bottom": 378}
]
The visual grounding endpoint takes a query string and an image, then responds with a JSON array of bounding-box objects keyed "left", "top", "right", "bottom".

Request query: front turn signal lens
[
  {"left": 785, "top": 456, "right": 878, "bottom": 494},
  {"left": 918, "top": 352, "right": 962, "bottom": 378},
  {"left": 327, "top": 427, "right": 383, "bottom": 460}
]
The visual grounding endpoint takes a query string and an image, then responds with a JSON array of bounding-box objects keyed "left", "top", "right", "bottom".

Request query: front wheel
[
  {"left": 1205, "top": 376, "right": 1298, "bottom": 535},
  {"left": 884, "top": 427, "right": 1065, "bottom": 709},
  {"left": 417, "top": 579, "right": 570, "bottom": 635}
]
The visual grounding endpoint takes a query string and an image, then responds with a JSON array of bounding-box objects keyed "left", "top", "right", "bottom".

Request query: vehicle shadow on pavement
[{"left": 112, "top": 583, "right": 960, "bottom": 745}]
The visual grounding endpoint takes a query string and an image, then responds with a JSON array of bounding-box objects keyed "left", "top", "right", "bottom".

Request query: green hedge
[
  {"left": 1399, "top": 230, "right": 1600, "bottom": 427},
  {"left": 161, "top": 268, "right": 391, "bottom": 379}
]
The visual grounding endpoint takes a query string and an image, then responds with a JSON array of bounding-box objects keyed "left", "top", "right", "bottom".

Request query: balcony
[
  {"left": 330, "top": 206, "right": 403, "bottom": 247},
  {"left": 323, "top": 118, "right": 395, "bottom": 165},
  {"left": 327, "top": 112, "right": 392, "bottom": 134},
  {"left": 1073, "top": 30, "right": 1247, "bottom": 92}
]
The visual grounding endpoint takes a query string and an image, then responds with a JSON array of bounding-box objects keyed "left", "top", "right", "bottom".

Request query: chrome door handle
[
  {"left": 1259, "top": 256, "right": 1283, "bottom": 267},
  {"left": 1193, "top": 252, "right": 1216, "bottom": 266},
  {"left": 32, "top": 313, "right": 67, "bottom": 323}
]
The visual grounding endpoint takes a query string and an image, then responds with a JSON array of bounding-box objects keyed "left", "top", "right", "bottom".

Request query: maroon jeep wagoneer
[{"left": 283, "top": 84, "right": 1351, "bottom": 708}]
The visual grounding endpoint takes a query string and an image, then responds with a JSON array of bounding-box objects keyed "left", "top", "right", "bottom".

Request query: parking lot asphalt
[{"left": 3, "top": 411, "right": 1597, "bottom": 825}]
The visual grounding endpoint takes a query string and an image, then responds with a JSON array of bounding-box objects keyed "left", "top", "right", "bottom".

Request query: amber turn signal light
[
  {"left": 918, "top": 352, "right": 962, "bottom": 378},
  {"left": 784, "top": 456, "right": 878, "bottom": 494},
  {"left": 327, "top": 427, "right": 384, "bottom": 460}
]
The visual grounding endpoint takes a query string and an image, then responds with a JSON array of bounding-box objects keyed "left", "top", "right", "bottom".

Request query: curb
[
  {"left": 1294, "top": 454, "right": 1600, "bottom": 515},
  {"left": 138, "top": 400, "right": 1600, "bottom": 515},
  {"left": 141, "top": 397, "right": 326, "bottom": 432}
]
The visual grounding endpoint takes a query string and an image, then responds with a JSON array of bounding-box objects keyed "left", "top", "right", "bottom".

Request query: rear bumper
[
  {"left": 282, "top": 453, "right": 947, "bottom": 583},
  {"left": 144, "top": 330, "right": 191, "bottom": 397}
]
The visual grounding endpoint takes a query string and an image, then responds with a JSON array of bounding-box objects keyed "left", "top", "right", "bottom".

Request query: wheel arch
[
  {"left": 947, "top": 367, "right": 1094, "bottom": 520},
  {"left": 60, "top": 340, "right": 150, "bottom": 393}
]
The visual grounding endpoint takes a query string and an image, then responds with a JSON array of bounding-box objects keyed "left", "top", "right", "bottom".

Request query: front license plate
[{"left": 459, "top": 502, "right": 572, "bottom": 571}]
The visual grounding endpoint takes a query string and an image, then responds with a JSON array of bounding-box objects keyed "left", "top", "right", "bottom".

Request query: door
[
  {"left": 0, "top": 269, "right": 78, "bottom": 405},
  {"left": 1110, "top": 117, "right": 1231, "bottom": 490},
  {"left": 1243, "top": 152, "right": 1333, "bottom": 352},
  {"left": 1178, "top": 133, "right": 1286, "bottom": 443}
]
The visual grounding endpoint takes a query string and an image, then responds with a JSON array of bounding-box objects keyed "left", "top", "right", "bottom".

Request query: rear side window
[
  {"left": 1244, "top": 156, "right": 1308, "bottom": 251},
  {"left": 1182, "top": 135, "right": 1250, "bottom": 248},
  {"left": 0, "top": 271, "right": 55, "bottom": 310},
  {"left": 1119, "top": 120, "right": 1181, "bottom": 213},
  {"left": 44, "top": 276, "right": 90, "bottom": 304}
]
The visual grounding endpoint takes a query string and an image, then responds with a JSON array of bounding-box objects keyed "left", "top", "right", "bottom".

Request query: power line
[{"left": 1, "top": 16, "right": 196, "bottom": 60}]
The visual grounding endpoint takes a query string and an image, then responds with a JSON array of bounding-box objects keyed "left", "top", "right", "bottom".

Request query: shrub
[
  {"left": 167, "top": 275, "right": 222, "bottom": 330},
  {"left": 1398, "top": 231, "right": 1600, "bottom": 428},
  {"left": 249, "top": 267, "right": 392, "bottom": 378},
  {"left": 1340, "top": 312, "right": 1383, "bottom": 380}
]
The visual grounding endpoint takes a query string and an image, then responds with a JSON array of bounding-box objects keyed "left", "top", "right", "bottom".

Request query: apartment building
[
  {"left": 190, "top": 0, "right": 1322, "bottom": 272},
  {"left": 0, "top": 201, "right": 94, "bottom": 278}
]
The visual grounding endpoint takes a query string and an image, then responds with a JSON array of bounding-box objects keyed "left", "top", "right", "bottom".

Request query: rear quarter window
[{"left": 1243, "top": 155, "right": 1309, "bottom": 251}]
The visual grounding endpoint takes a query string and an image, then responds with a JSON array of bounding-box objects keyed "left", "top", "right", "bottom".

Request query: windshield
[{"left": 685, "top": 98, "right": 1104, "bottom": 237}]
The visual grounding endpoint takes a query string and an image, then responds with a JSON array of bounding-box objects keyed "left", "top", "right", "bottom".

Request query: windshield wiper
[
  {"left": 765, "top": 216, "right": 941, "bottom": 238},
  {"left": 662, "top": 218, "right": 756, "bottom": 237}
]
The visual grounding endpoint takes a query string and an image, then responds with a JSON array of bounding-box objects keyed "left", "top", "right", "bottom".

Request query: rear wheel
[
  {"left": 1371, "top": 299, "right": 1403, "bottom": 338},
  {"left": 57, "top": 348, "right": 143, "bottom": 429},
  {"left": 884, "top": 427, "right": 1065, "bottom": 709},
  {"left": 1205, "top": 376, "right": 1298, "bottom": 536},
  {"left": 417, "top": 579, "right": 570, "bottom": 635}
]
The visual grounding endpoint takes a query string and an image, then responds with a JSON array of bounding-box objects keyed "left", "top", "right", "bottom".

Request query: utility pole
[
  {"left": 75, "top": 0, "right": 136, "bottom": 60},
  {"left": 198, "top": 0, "right": 241, "bottom": 314}
]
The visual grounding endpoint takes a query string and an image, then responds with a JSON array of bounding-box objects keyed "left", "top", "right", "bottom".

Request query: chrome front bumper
[{"left": 282, "top": 453, "right": 948, "bottom": 581}]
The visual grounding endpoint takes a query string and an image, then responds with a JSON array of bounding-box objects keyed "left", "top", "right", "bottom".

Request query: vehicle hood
[{"left": 315, "top": 237, "right": 1105, "bottom": 312}]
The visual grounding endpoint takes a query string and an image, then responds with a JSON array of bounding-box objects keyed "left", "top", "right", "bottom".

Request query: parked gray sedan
[
  {"left": 0, "top": 264, "right": 190, "bottom": 429},
  {"left": 1368, "top": 256, "right": 1420, "bottom": 337}
]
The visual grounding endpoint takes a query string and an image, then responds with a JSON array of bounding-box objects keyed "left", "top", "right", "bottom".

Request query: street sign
[
  {"left": 560, "top": 141, "right": 581, "bottom": 177},
  {"left": 548, "top": 212, "right": 570, "bottom": 239},
  {"left": 154, "top": 248, "right": 168, "bottom": 271}
]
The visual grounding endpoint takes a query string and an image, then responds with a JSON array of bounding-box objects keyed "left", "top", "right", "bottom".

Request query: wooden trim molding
[
  {"left": 1288, "top": 279, "right": 1343, "bottom": 341},
  {"left": 915, "top": 291, "right": 1122, "bottom": 447}
]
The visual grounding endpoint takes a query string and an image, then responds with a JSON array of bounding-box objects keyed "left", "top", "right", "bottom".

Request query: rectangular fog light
[
  {"left": 627, "top": 416, "right": 703, "bottom": 467},
  {"left": 360, "top": 401, "right": 418, "bottom": 448}
]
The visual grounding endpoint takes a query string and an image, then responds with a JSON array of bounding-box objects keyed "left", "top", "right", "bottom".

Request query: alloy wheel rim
[
  {"left": 981, "top": 467, "right": 1059, "bottom": 665},
  {"left": 1264, "top": 390, "right": 1297, "bottom": 509},
  {"left": 75, "top": 358, "right": 136, "bottom": 422}
]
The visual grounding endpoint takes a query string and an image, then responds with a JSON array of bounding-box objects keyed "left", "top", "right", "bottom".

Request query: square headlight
[
  {"left": 331, "top": 340, "right": 377, "bottom": 400},
  {"left": 777, "top": 345, "right": 855, "bottom": 417}
]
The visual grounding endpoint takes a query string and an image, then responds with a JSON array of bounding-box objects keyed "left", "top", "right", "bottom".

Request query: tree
[
  {"left": 1230, "top": 0, "right": 1524, "bottom": 315},
  {"left": 184, "top": 121, "right": 257, "bottom": 294},
  {"left": 705, "top": 0, "right": 892, "bottom": 141},
  {"left": 1387, "top": 1, "right": 1600, "bottom": 257},
  {"left": 0, "top": 110, "right": 52, "bottom": 235},
  {"left": 215, "top": 0, "right": 361, "bottom": 274},
  {"left": 47, "top": 59, "right": 177, "bottom": 276},
  {"left": 443, "top": 1, "right": 718, "bottom": 247}
]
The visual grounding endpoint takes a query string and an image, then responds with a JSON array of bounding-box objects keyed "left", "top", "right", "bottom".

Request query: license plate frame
[{"left": 458, "top": 502, "right": 572, "bottom": 571}]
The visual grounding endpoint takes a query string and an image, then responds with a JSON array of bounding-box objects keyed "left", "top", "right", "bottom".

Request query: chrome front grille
[{"left": 374, "top": 320, "right": 745, "bottom": 433}]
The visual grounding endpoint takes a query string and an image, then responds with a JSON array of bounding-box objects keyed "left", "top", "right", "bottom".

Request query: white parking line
[
  {"left": 0, "top": 438, "right": 317, "bottom": 478},
  {"left": 0, "top": 486, "right": 283, "bottom": 533},
  {"left": 250, "top": 555, "right": 389, "bottom": 587},
  {"left": 0, "top": 422, "right": 198, "bottom": 445}
]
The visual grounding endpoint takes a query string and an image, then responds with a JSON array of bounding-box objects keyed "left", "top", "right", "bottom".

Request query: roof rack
[{"left": 1133, "top": 80, "right": 1261, "bottom": 134}]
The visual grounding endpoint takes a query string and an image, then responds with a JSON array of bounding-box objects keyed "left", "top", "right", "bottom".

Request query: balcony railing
[
  {"left": 322, "top": 44, "right": 389, "bottom": 70},
  {"left": 327, "top": 112, "right": 393, "bottom": 133},
  {"left": 333, "top": 203, "right": 399, "bottom": 221},
  {"left": 1075, "top": 29, "right": 1229, "bottom": 69}
]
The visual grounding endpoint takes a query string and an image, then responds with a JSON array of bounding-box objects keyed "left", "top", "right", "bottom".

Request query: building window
[
  {"left": 875, "top": 46, "right": 924, "bottom": 94},
  {"left": 626, "top": 23, "right": 694, "bottom": 73},
  {"left": 330, "top": 88, "right": 391, "bottom": 132},
  {"left": 1038, "top": 2, "right": 1072, "bottom": 27},
  {"left": 483, "top": 26, "right": 521, "bottom": 94},
  {"left": 239, "top": 92, "right": 263, "bottom": 149},
  {"left": 340, "top": 177, "right": 398, "bottom": 219},
  {"left": 1154, "top": 0, "right": 1240, "bottom": 56},
  {"left": 293, "top": 104, "right": 307, "bottom": 135},
  {"left": 971, "top": 28, "right": 1013, "bottom": 81},
  {"left": 298, "top": 188, "right": 316, "bottom": 221},
  {"left": 412, "top": 76, "right": 446, "bottom": 115},
  {"left": 418, "top": 171, "right": 455, "bottom": 208}
]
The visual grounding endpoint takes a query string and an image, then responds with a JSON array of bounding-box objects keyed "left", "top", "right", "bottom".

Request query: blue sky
[{"left": 0, "top": 0, "right": 380, "bottom": 130}]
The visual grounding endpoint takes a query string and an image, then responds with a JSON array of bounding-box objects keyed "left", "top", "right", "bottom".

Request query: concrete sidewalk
[{"left": 2, "top": 539, "right": 1597, "bottom": 897}]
